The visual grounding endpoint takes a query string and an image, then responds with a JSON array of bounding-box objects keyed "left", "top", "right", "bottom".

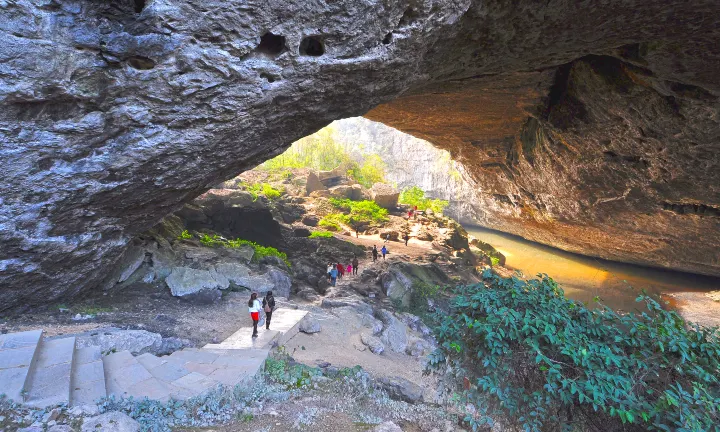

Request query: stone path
[{"left": 0, "top": 308, "right": 307, "bottom": 408}]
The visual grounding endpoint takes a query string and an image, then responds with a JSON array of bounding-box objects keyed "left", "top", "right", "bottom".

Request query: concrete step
[
  {"left": 103, "top": 350, "right": 179, "bottom": 402},
  {"left": 0, "top": 329, "right": 43, "bottom": 403},
  {"left": 269, "top": 308, "right": 308, "bottom": 346},
  {"left": 25, "top": 337, "right": 76, "bottom": 408},
  {"left": 70, "top": 346, "right": 107, "bottom": 406},
  {"left": 204, "top": 328, "right": 280, "bottom": 350}
]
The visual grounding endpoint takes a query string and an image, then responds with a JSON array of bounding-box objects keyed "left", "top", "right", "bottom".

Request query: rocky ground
[{"left": 0, "top": 169, "right": 497, "bottom": 431}]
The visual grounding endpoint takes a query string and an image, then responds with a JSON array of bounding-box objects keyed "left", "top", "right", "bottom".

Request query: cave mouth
[{"left": 299, "top": 37, "right": 324, "bottom": 56}]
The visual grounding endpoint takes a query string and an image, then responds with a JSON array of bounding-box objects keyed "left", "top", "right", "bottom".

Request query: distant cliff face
[
  {"left": 1, "top": 0, "right": 719, "bottom": 310},
  {"left": 332, "top": 118, "right": 484, "bottom": 225}
]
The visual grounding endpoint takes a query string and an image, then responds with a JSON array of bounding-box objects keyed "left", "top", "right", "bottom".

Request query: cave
[{"left": 1, "top": 1, "right": 719, "bottom": 311}]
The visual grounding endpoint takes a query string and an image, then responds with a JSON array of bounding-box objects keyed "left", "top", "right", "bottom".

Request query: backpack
[{"left": 263, "top": 296, "right": 273, "bottom": 313}]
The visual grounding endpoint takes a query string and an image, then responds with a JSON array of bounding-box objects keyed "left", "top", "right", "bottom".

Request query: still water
[{"left": 465, "top": 226, "right": 720, "bottom": 312}]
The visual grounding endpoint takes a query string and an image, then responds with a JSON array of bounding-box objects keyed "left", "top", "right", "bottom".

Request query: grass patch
[
  {"left": 318, "top": 213, "right": 346, "bottom": 231},
  {"left": 309, "top": 231, "right": 334, "bottom": 238},
  {"left": 199, "top": 234, "right": 290, "bottom": 267},
  {"left": 399, "top": 186, "right": 448, "bottom": 214}
]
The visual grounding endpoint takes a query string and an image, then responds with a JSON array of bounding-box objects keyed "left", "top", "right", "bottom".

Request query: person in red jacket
[{"left": 337, "top": 262, "right": 345, "bottom": 278}]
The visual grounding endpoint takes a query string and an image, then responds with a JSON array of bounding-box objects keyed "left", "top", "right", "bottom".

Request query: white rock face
[{"left": 166, "top": 267, "right": 229, "bottom": 296}]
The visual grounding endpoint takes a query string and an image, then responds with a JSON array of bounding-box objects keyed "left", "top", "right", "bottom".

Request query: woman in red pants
[{"left": 248, "top": 292, "right": 262, "bottom": 338}]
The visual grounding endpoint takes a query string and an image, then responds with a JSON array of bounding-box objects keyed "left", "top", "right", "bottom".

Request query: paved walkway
[{"left": 0, "top": 308, "right": 307, "bottom": 407}]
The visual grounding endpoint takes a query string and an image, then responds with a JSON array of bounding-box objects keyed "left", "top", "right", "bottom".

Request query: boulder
[
  {"left": 377, "top": 310, "right": 409, "bottom": 353},
  {"left": 175, "top": 204, "right": 208, "bottom": 223},
  {"left": 361, "top": 332, "right": 385, "bottom": 354},
  {"left": 165, "top": 267, "right": 229, "bottom": 297},
  {"left": 82, "top": 412, "right": 140, "bottom": 432},
  {"left": 294, "top": 227, "right": 312, "bottom": 237},
  {"left": 317, "top": 165, "right": 350, "bottom": 187},
  {"left": 377, "top": 376, "right": 424, "bottom": 403},
  {"left": 443, "top": 222, "right": 469, "bottom": 250},
  {"left": 306, "top": 171, "right": 326, "bottom": 195},
  {"left": 297, "top": 288, "right": 320, "bottom": 302},
  {"left": 214, "top": 262, "right": 251, "bottom": 287},
  {"left": 299, "top": 315, "right": 321, "bottom": 333},
  {"left": 315, "top": 277, "right": 330, "bottom": 295},
  {"left": 302, "top": 215, "right": 320, "bottom": 227},
  {"left": 328, "top": 185, "right": 354, "bottom": 199},
  {"left": 74, "top": 327, "right": 191, "bottom": 356},
  {"left": 265, "top": 267, "right": 292, "bottom": 298},
  {"left": 405, "top": 337, "right": 431, "bottom": 357},
  {"left": 370, "top": 183, "right": 400, "bottom": 209},
  {"left": 379, "top": 230, "right": 399, "bottom": 242},
  {"left": 309, "top": 190, "right": 332, "bottom": 198},
  {"left": 321, "top": 297, "right": 373, "bottom": 315},
  {"left": 350, "top": 184, "right": 369, "bottom": 201}
]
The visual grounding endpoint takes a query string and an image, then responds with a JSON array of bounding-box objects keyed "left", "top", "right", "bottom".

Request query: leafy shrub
[
  {"left": 178, "top": 229, "right": 193, "bottom": 240},
  {"left": 318, "top": 213, "right": 346, "bottom": 231},
  {"left": 427, "top": 269, "right": 720, "bottom": 432},
  {"left": 347, "top": 154, "right": 386, "bottom": 188},
  {"left": 399, "top": 186, "right": 449, "bottom": 214},
  {"left": 309, "top": 231, "right": 334, "bottom": 238},
  {"left": 329, "top": 198, "right": 388, "bottom": 226},
  {"left": 264, "top": 355, "right": 321, "bottom": 389},
  {"left": 199, "top": 235, "right": 290, "bottom": 267},
  {"left": 226, "top": 239, "right": 290, "bottom": 267},
  {"left": 242, "top": 182, "right": 283, "bottom": 201}
]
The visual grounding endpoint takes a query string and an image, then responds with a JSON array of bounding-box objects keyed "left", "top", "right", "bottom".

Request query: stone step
[
  {"left": 204, "top": 328, "right": 281, "bottom": 350},
  {"left": 0, "top": 329, "right": 43, "bottom": 403},
  {"left": 70, "top": 346, "right": 107, "bottom": 406},
  {"left": 269, "top": 308, "right": 308, "bottom": 346},
  {"left": 135, "top": 352, "right": 218, "bottom": 400},
  {"left": 103, "top": 350, "right": 179, "bottom": 402},
  {"left": 25, "top": 337, "right": 76, "bottom": 408}
]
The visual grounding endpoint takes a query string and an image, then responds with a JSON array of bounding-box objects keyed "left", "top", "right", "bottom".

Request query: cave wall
[
  {"left": 367, "top": 55, "right": 720, "bottom": 276},
  {"left": 1, "top": 0, "right": 719, "bottom": 310}
]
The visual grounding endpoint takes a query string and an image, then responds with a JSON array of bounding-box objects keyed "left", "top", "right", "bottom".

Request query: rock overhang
[{"left": 1, "top": 0, "right": 719, "bottom": 310}]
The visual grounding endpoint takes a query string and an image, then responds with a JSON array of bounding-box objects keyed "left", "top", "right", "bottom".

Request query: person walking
[
  {"left": 352, "top": 256, "right": 359, "bottom": 275},
  {"left": 326, "top": 263, "right": 333, "bottom": 282},
  {"left": 329, "top": 264, "right": 338, "bottom": 286},
  {"left": 372, "top": 245, "right": 378, "bottom": 262},
  {"left": 338, "top": 262, "right": 345, "bottom": 279},
  {"left": 381, "top": 245, "right": 388, "bottom": 260},
  {"left": 346, "top": 263, "right": 353, "bottom": 277},
  {"left": 248, "top": 292, "right": 262, "bottom": 338},
  {"left": 262, "top": 291, "right": 276, "bottom": 330},
  {"left": 403, "top": 233, "right": 410, "bottom": 246}
]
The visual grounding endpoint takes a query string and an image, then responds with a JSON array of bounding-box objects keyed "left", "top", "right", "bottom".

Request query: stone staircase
[{"left": 0, "top": 308, "right": 307, "bottom": 408}]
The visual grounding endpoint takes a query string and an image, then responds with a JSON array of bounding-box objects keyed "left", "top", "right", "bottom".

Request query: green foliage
[
  {"left": 260, "top": 126, "right": 386, "bottom": 186},
  {"left": 399, "top": 186, "right": 449, "bottom": 214},
  {"left": 346, "top": 154, "right": 386, "bottom": 188},
  {"left": 318, "top": 213, "right": 346, "bottom": 231},
  {"left": 309, "top": 231, "right": 334, "bottom": 238},
  {"left": 329, "top": 198, "right": 388, "bottom": 228},
  {"left": 489, "top": 256, "right": 500, "bottom": 267},
  {"left": 264, "top": 356, "right": 321, "bottom": 389},
  {"left": 178, "top": 230, "right": 192, "bottom": 240},
  {"left": 427, "top": 270, "right": 720, "bottom": 432},
  {"left": 409, "top": 281, "right": 443, "bottom": 314},
  {"left": 199, "top": 235, "right": 290, "bottom": 267},
  {"left": 260, "top": 127, "right": 352, "bottom": 172},
  {"left": 242, "top": 182, "right": 282, "bottom": 201}
]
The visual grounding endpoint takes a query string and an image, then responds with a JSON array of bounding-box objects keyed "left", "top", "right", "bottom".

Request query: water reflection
[{"left": 466, "top": 226, "right": 720, "bottom": 312}]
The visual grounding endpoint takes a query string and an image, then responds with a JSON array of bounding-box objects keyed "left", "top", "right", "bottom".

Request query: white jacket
[{"left": 249, "top": 299, "right": 262, "bottom": 313}]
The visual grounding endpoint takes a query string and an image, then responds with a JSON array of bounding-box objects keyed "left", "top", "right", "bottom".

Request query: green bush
[
  {"left": 347, "top": 154, "right": 386, "bottom": 188},
  {"left": 309, "top": 231, "right": 334, "bottom": 238},
  {"left": 329, "top": 198, "right": 388, "bottom": 225},
  {"left": 427, "top": 269, "right": 720, "bottom": 432},
  {"left": 318, "top": 213, "right": 346, "bottom": 231},
  {"left": 178, "top": 229, "right": 192, "bottom": 240},
  {"left": 399, "top": 186, "right": 449, "bottom": 214},
  {"left": 199, "top": 235, "right": 290, "bottom": 267},
  {"left": 241, "top": 181, "right": 283, "bottom": 201}
]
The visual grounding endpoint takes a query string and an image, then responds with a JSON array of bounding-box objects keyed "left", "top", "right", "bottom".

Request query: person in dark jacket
[
  {"left": 262, "top": 291, "right": 276, "bottom": 330},
  {"left": 352, "top": 255, "right": 359, "bottom": 275},
  {"left": 372, "top": 245, "right": 378, "bottom": 262}
]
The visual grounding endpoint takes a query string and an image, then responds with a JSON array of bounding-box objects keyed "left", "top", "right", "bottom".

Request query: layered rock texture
[{"left": 1, "top": 0, "right": 719, "bottom": 309}]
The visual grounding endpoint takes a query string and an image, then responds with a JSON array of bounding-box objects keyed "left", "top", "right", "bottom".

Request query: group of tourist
[
  {"left": 371, "top": 244, "right": 388, "bottom": 261},
  {"left": 247, "top": 290, "right": 276, "bottom": 338},
  {"left": 326, "top": 255, "right": 360, "bottom": 286}
]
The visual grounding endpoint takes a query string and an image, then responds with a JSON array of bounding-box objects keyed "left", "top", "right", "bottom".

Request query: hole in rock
[
  {"left": 134, "top": 0, "right": 146, "bottom": 13},
  {"left": 398, "top": 7, "right": 419, "bottom": 27},
  {"left": 299, "top": 37, "right": 324, "bottom": 56},
  {"left": 127, "top": 56, "right": 156, "bottom": 70},
  {"left": 260, "top": 73, "right": 278, "bottom": 83},
  {"left": 382, "top": 33, "right": 393, "bottom": 45},
  {"left": 257, "top": 33, "right": 286, "bottom": 55}
]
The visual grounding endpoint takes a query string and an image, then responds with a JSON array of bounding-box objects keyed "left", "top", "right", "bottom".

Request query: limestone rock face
[{"left": 2, "top": 0, "right": 720, "bottom": 310}]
